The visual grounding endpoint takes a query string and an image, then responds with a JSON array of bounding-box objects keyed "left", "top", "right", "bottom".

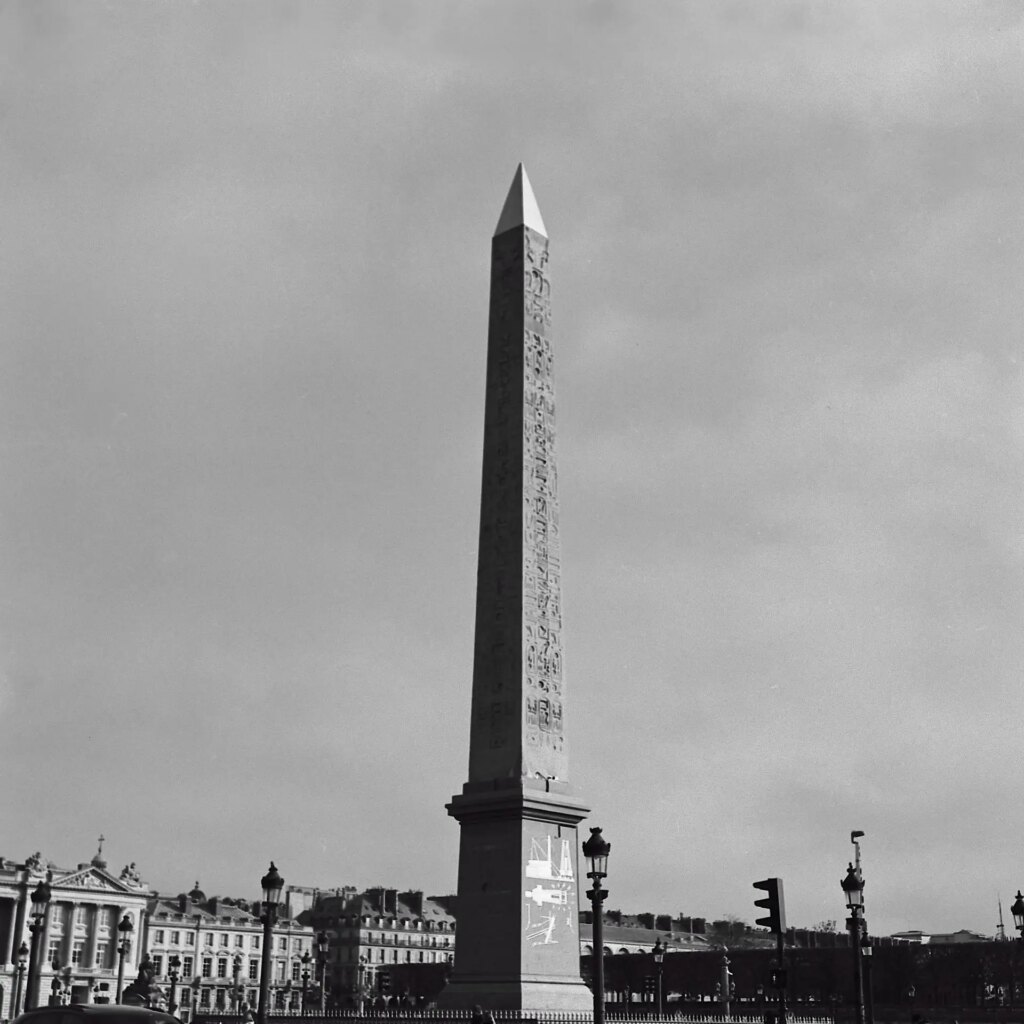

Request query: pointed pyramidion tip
[{"left": 494, "top": 163, "right": 548, "bottom": 238}]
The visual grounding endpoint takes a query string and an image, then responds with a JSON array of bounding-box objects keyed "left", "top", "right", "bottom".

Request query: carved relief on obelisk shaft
[{"left": 468, "top": 200, "right": 566, "bottom": 786}]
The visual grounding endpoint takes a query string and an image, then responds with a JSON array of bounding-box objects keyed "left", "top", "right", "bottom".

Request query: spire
[
  {"left": 493, "top": 163, "right": 547, "bottom": 238},
  {"left": 91, "top": 833, "right": 107, "bottom": 870}
]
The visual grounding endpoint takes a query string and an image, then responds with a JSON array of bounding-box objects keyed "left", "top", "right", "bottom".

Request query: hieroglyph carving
[
  {"left": 520, "top": 231, "right": 564, "bottom": 776},
  {"left": 469, "top": 226, "right": 566, "bottom": 783}
]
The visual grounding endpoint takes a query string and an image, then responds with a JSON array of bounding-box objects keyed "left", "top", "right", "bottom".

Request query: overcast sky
[{"left": 2, "top": 1, "right": 1021, "bottom": 939}]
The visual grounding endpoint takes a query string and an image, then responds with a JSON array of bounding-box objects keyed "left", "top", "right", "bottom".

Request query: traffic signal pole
[
  {"left": 754, "top": 878, "right": 788, "bottom": 1024},
  {"left": 776, "top": 931, "right": 787, "bottom": 1024}
]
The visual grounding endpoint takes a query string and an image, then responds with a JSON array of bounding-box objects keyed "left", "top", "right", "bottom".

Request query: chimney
[{"left": 179, "top": 894, "right": 188, "bottom": 913}]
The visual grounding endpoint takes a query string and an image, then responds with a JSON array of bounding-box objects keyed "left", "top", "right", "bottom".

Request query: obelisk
[{"left": 439, "top": 165, "right": 593, "bottom": 1012}]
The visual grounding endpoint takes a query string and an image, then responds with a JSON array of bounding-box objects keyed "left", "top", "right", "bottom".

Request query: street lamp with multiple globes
[
  {"left": 257, "top": 862, "right": 284, "bottom": 1024},
  {"left": 316, "top": 931, "right": 329, "bottom": 1013},
  {"left": 167, "top": 954, "right": 181, "bottom": 1016},
  {"left": 582, "top": 827, "right": 610, "bottom": 1024},
  {"left": 13, "top": 940, "right": 29, "bottom": 1016},
  {"left": 25, "top": 879, "right": 52, "bottom": 1010},
  {"left": 1010, "top": 891, "right": 1024, "bottom": 940},
  {"left": 301, "top": 951, "right": 312, "bottom": 1014},
  {"left": 115, "top": 914, "right": 134, "bottom": 1003},
  {"left": 652, "top": 939, "right": 665, "bottom": 1016}
]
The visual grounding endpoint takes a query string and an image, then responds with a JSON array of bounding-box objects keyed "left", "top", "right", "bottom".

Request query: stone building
[
  {"left": 145, "top": 883, "right": 316, "bottom": 1021},
  {"left": 311, "top": 887, "right": 456, "bottom": 1004},
  {"left": 0, "top": 846, "right": 152, "bottom": 1017}
]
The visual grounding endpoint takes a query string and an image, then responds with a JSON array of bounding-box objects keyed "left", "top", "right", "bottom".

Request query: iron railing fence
[{"left": 193, "top": 1013, "right": 831, "bottom": 1024}]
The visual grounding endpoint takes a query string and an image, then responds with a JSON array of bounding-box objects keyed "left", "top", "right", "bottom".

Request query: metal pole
[
  {"left": 657, "top": 959, "right": 664, "bottom": 1017},
  {"left": 302, "top": 971, "right": 309, "bottom": 1015},
  {"left": 776, "top": 931, "right": 787, "bottom": 1024},
  {"left": 861, "top": 936, "right": 874, "bottom": 1024},
  {"left": 257, "top": 904, "right": 275, "bottom": 1024},
  {"left": 25, "top": 918, "right": 42, "bottom": 1011},
  {"left": 319, "top": 957, "right": 327, "bottom": 1014},
  {"left": 591, "top": 893, "right": 605, "bottom": 1024},
  {"left": 115, "top": 941, "right": 128, "bottom": 1003},
  {"left": 849, "top": 911, "right": 864, "bottom": 1024},
  {"left": 168, "top": 970, "right": 179, "bottom": 1016}
]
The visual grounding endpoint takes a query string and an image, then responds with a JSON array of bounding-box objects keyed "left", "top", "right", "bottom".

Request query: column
[
  {"left": 60, "top": 902, "right": 77, "bottom": 966},
  {"left": 85, "top": 905, "right": 100, "bottom": 970},
  {"left": 7, "top": 881, "right": 28, "bottom": 966},
  {"left": 2, "top": 894, "right": 18, "bottom": 964}
]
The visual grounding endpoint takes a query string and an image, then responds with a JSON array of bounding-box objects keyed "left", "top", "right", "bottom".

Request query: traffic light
[{"left": 753, "top": 877, "right": 787, "bottom": 934}]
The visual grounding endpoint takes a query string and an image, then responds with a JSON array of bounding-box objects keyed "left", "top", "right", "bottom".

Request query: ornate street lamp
[
  {"left": 167, "top": 954, "right": 181, "bottom": 1016},
  {"left": 25, "top": 878, "right": 52, "bottom": 1010},
  {"left": 301, "top": 951, "right": 312, "bottom": 1015},
  {"left": 1011, "top": 891, "right": 1024, "bottom": 940},
  {"left": 583, "top": 827, "right": 610, "bottom": 1024},
  {"left": 316, "top": 931, "right": 329, "bottom": 1013},
  {"left": 652, "top": 939, "right": 665, "bottom": 1016},
  {"left": 842, "top": 861, "right": 866, "bottom": 1024},
  {"left": 14, "top": 940, "right": 29, "bottom": 1016},
  {"left": 256, "top": 862, "right": 284, "bottom": 1024},
  {"left": 115, "top": 914, "right": 134, "bottom": 1003}
]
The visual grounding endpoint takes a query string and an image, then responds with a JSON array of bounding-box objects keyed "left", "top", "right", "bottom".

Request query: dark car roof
[{"left": 14, "top": 1008, "right": 182, "bottom": 1024}]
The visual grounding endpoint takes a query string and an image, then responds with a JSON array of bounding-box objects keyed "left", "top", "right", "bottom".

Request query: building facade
[
  {"left": 0, "top": 847, "right": 152, "bottom": 1018},
  {"left": 311, "top": 888, "right": 456, "bottom": 1005},
  {"left": 145, "top": 884, "right": 316, "bottom": 1021}
]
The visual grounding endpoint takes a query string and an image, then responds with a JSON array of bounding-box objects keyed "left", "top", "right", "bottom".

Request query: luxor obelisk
[{"left": 439, "top": 166, "right": 593, "bottom": 1011}]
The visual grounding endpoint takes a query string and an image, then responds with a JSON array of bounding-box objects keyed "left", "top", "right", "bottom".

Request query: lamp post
[
  {"left": 583, "top": 827, "right": 610, "bottom": 1024},
  {"left": 300, "top": 951, "right": 311, "bottom": 1015},
  {"left": 14, "top": 940, "right": 29, "bottom": 1016},
  {"left": 652, "top": 939, "right": 665, "bottom": 1017},
  {"left": 721, "top": 953, "right": 732, "bottom": 1019},
  {"left": 116, "top": 914, "right": 134, "bottom": 1003},
  {"left": 25, "top": 879, "right": 52, "bottom": 1010},
  {"left": 257, "top": 862, "right": 284, "bottom": 1024},
  {"left": 1011, "top": 892, "right": 1024, "bottom": 940},
  {"left": 316, "top": 931, "right": 329, "bottom": 1013},
  {"left": 860, "top": 932, "right": 874, "bottom": 1024},
  {"left": 841, "top": 861, "right": 865, "bottom": 1024},
  {"left": 167, "top": 954, "right": 181, "bottom": 1016}
]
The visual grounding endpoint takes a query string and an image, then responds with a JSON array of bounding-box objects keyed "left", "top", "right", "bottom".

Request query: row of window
[
  {"left": 149, "top": 956, "right": 310, "bottom": 983},
  {"left": 358, "top": 932, "right": 451, "bottom": 948},
  {"left": 48, "top": 905, "right": 119, "bottom": 928},
  {"left": 46, "top": 939, "right": 110, "bottom": 966},
  {"left": 151, "top": 928, "right": 309, "bottom": 953},
  {"left": 331, "top": 917, "right": 452, "bottom": 931}
]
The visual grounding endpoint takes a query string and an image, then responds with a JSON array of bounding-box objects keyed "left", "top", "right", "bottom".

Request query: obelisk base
[
  {"left": 437, "top": 781, "right": 593, "bottom": 1012},
  {"left": 437, "top": 977, "right": 595, "bottom": 1013}
]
